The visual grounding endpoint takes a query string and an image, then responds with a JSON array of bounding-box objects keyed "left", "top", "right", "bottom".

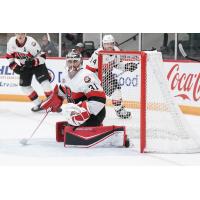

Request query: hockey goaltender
[{"left": 41, "top": 49, "right": 130, "bottom": 148}]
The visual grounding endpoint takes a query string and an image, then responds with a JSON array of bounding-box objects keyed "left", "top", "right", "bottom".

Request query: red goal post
[{"left": 98, "top": 50, "right": 147, "bottom": 152}]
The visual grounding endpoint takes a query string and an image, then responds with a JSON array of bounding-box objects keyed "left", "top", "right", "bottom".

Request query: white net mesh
[{"left": 99, "top": 50, "right": 200, "bottom": 153}]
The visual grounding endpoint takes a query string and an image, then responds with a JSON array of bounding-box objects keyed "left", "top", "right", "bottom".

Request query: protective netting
[{"left": 98, "top": 50, "right": 200, "bottom": 153}]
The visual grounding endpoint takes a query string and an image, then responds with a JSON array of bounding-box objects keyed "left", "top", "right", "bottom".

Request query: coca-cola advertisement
[{"left": 166, "top": 61, "right": 200, "bottom": 105}]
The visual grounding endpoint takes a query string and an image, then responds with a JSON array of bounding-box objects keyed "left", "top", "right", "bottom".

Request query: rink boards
[{"left": 0, "top": 57, "right": 200, "bottom": 115}]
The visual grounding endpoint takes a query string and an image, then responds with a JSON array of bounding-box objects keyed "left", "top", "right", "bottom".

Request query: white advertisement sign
[
  {"left": 0, "top": 58, "right": 200, "bottom": 109},
  {"left": 0, "top": 58, "right": 66, "bottom": 95},
  {"left": 165, "top": 61, "right": 200, "bottom": 107}
]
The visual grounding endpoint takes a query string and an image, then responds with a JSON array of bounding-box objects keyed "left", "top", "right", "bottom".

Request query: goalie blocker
[{"left": 56, "top": 122, "right": 130, "bottom": 148}]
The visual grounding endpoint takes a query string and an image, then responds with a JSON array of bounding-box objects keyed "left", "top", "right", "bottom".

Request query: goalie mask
[
  {"left": 66, "top": 49, "right": 83, "bottom": 79},
  {"left": 102, "top": 34, "right": 115, "bottom": 50}
]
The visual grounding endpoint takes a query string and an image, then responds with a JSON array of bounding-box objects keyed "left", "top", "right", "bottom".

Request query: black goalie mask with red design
[{"left": 66, "top": 49, "right": 83, "bottom": 79}]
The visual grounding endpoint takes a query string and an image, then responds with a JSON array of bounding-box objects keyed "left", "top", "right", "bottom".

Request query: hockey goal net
[{"left": 98, "top": 50, "right": 200, "bottom": 153}]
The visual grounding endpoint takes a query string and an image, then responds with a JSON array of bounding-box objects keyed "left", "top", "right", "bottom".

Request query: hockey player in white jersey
[
  {"left": 41, "top": 50, "right": 129, "bottom": 148},
  {"left": 86, "top": 34, "right": 137, "bottom": 119},
  {"left": 41, "top": 49, "right": 106, "bottom": 126},
  {"left": 6, "top": 33, "right": 58, "bottom": 112}
]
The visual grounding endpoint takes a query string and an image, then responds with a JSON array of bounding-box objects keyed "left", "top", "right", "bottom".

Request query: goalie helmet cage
[{"left": 98, "top": 50, "right": 200, "bottom": 153}]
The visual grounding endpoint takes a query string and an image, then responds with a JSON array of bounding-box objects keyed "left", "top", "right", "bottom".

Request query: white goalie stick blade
[
  {"left": 20, "top": 138, "right": 29, "bottom": 145},
  {"left": 178, "top": 43, "right": 200, "bottom": 62}
]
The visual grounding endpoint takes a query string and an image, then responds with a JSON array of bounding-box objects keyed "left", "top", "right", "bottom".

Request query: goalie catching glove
[
  {"left": 41, "top": 85, "right": 63, "bottom": 112},
  {"left": 64, "top": 102, "right": 90, "bottom": 126}
]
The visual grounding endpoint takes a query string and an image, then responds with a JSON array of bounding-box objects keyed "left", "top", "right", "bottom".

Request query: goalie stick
[
  {"left": 20, "top": 111, "right": 49, "bottom": 145},
  {"left": 178, "top": 43, "right": 200, "bottom": 62}
]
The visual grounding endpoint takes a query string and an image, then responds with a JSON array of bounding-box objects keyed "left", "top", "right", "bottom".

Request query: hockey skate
[
  {"left": 115, "top": 106, "right": 131, "bottom": 119},
  {"left": 31, "top": 103, "right": 44, "bottom": 112}
]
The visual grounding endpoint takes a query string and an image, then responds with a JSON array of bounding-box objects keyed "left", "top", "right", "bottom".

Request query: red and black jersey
[
  {"left": 6, "top": 36, "right": 46, "bottom": 70},
  {"left": 59, "top": 68, "right": 106, "bottom": 116}
]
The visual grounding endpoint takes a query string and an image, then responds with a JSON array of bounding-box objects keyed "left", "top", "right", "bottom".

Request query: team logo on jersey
[
  {"left": 31, "top": 42, "right": 36, "bottom": 47},
  {"left": 84, "top": 76, "right": 91, "bottom": 83}
]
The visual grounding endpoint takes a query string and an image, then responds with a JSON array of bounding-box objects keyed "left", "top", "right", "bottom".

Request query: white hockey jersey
[
  {"left": 86, "top": 46, "right": 120, "bottom": 73},
  {"left": 59, "top": 67, "right": 106, "bottom": 116},
  {"left": 6, "top": 36, "right": 45, "bottom": 68}
]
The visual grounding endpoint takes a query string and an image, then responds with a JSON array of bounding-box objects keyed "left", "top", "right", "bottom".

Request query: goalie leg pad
[
  {"left": 56, "top": 121, "right": 68, "bottom": 142},
  {"left": 63, "top": 125, "right": 129, "bottom": 148}
]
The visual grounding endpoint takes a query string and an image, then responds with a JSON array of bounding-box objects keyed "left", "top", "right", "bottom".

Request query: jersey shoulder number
[{"left": 82, "top": 70, "right": 101, "bottom": 92}]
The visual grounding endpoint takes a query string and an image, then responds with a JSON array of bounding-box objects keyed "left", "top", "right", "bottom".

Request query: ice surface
[{"left": 1, "top": 101, "right": 200, "bottom": 166}]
